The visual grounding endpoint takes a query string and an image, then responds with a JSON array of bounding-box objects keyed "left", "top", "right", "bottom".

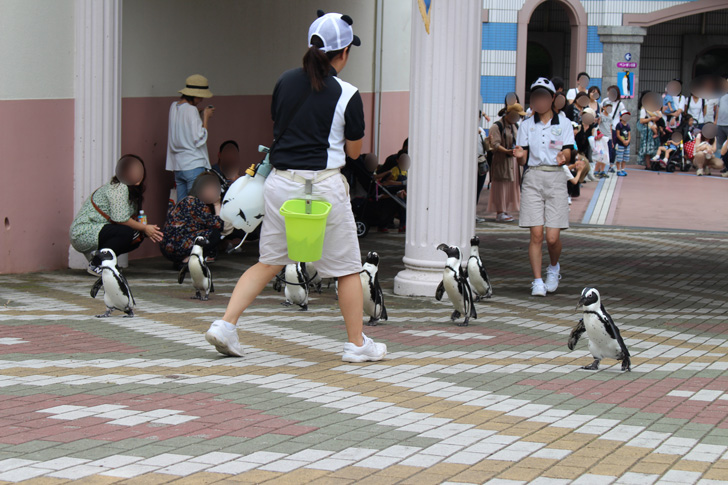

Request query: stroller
[
  {"left": 652, "top": 129, "right": 692, "bottom": 173},
  {"left": 344, "top": 158, "right": 407, "bottom": 238}
]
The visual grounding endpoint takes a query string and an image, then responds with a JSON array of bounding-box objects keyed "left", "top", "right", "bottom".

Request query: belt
[
  {"left": 528, "top": 165, "right": 563, "bottom": 172},
  {"left": 273, "top": 168, "right": 341, "bottom": 185}
]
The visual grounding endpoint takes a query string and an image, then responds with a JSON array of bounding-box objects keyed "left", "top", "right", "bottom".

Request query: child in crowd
[
  {"left": 376, "top": 153, "right": 409, "bottom": 233},
  {"left": 160, "top": 171, "right": 223, "bottom": 268},
  {"left": 614, "top": 110, "right": 631, "bottom": 176},
  {"left": 564, "top": 152, "right": 590, "bottom": 186},
  {"left": 599, "top": 101, "right": 614, "bottom": 172},
  {"left": 589, "top": 130, "right": 610, "bottom": 178},
  {"left": 663, "top": 92, "right": 678, "bottom": 130},
  {"left": 651, "top": 131, "right": 683, "bottom": 168}
]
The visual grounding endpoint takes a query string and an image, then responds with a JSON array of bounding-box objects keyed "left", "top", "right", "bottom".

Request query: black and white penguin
[
  {"left": 178, "top": 236, "right": 214, "bottom": 300},
  {"left": 360, "top": 251, "right": 387, "bottom": 326},
  {"left": 435, "top": 243, "right": 477, "bottom": 327},
  {"left": 568, "top": 287, "right": 631, "bottom": 371},
  {"left": 273, "top": 268, "right": 285, "bottom": 292},
  {"left": 467, "top": 236, "right": 492, "bottom": 301},
  {"left": 282, "top": 263, "right": 309, "bottom": 311},
  {"left": 90, "top": 248, "right": 135, "bottom": 318}
]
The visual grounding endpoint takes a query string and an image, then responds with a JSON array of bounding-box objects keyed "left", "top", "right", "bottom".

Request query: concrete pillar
[
  {"left": 598, "top": 26, "right": 647, "bottom": 121},
  {"left": 393, "top": 0, "right": 481, "bottom": 297},
  {"left": 69, "top": 0, "right": 123, "bottom": 269}
]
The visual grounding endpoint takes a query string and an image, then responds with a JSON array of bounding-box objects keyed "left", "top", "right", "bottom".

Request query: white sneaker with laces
[
  {"left": 696, "top": 168, "right": 704, "bottom": 176},
  {"left": 205, "top": 320, "right": 244, "bottom": 357},
  {"left": 545, "top": 267, "right": 561, "bottom": 293},
  {"left": 342, "top": 334, "right": 387, "bottom": 362},
  {"left": 475, "top": 216, "right": 486, "bottom": 223},
  {"left": 87, "top": 263, "right": 102, "bottom": 276},
  {"left": 531, "top": 280, "right": 547, "bottom": 297}
]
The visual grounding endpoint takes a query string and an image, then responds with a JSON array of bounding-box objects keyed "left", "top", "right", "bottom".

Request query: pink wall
[
  {"left": 0, "top": 99, "right": 74, "bottom": 274},
  {"left": 121, "top": 91, "right": 406, "bottom": 261}
]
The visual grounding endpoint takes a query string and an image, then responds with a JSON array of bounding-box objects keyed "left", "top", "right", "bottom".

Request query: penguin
[
  {"left": 273, "top": 268, "right": 285, "bottom": 293},
  {"left": 282, "top": 263, "right": 309, "bottom": 311},
  {"left": 90, "top": 248, "right": 135, "bottom": 318},
  {"left": 360, "top": 251, "right": 387, "bottom": 326},
  {"left": 307, "top": 262, "right": 323, "bottom": 294},
  {"left": 568, "top": 287, "right": 631, "bottom": 371},
  {"left": 178, "top": 236, "right": 214, "bottom": 300},
  {"left": 467, "top": 236, "right": 492, "bottom": 301},
  {"left": 435, "top": 243, "right": 477, "bottom": 327}
]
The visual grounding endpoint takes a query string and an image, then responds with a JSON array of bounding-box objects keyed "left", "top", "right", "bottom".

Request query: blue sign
[{"left": 624, "top": 53, "right": 632, "bottom": 61}]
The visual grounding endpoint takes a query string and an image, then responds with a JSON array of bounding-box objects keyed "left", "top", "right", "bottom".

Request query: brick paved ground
[{"left": 1, "top": 223, "right": 728, "bottom": 484}]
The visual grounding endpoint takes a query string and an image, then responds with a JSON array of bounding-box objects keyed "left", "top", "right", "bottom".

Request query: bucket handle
[{"left": 304, "top": 179, "right": 313, "bottom": 215}]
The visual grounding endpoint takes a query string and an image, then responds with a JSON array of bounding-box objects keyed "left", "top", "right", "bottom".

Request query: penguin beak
[
  {"left": 576, "top": 295, "right": 586, "bottom": 310},
  {"left": 436, "top": 243, "right": 449, "bottom": 252}
]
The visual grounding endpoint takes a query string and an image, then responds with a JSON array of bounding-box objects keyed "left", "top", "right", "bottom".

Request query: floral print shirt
[
  {"left": 70, "top": 182, "right": 136, "bottom": 254},
  {"left": 160, "top": 196, "right": 222, "bottom": 262}
]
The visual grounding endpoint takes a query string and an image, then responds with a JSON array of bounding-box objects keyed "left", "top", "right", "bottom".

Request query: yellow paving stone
[
  {"left": 166, "top": 472, "right": 228, "bottom": 484},
  {"left": 230, "top": 470, "right": 282, "bottom": 483},
  {"left": 305, "top": 476, "right": 355, "bottom": 485},
  {"left": 627, "top": 460, "right": 672, "bottom": 476},
  {"left": 70, "top": 476, "right": 125, "bottom": 485},
  {"left": 703, "top": 467, "right": 728, "bottom": 480},
  {"left": 469, "top": 459, "right": 511, "bottom": 474},
  {"left": 543, "top": 464, "right": 590, "bottom": 479},
  {"left": 670, "top": 461, "right": 711, "bottom": 473},
  {"left": 375, "top": 465, "right": 421, "bottom": 479},
  {"left": 16, "top": 478, "right": 70, "bottom": 485},
  {"left": 527, "top": 427, "right": 573, "bottom": 442},
  {"left": 325, "top": 466, "right": 376, "bottom": 481},
  {"left": 640, "top": 453, "right": 680, "bottom": 465},
  {"left": 350, "top": 474, "right": 400, "bottom": 485},
  {"left": 398, "top": 472, "right": 455, "bottom": 485},
  {"left": 259, "top": 468, "right": 331, "bottom": 484},
  {"left": 589, "top": 463, "right": 633, "bottom": 477},
  {"left": 423, "top": 463, "right": 469, "bottom": 476},
  {"left": 450, "top": 469, "right": 499, "bottom": 484},
  {"left": 116, "top": 473, "right": 177, "bottom": 485},
  {"left": 495, "top": 464, "right": 546, "bottom": 481}
]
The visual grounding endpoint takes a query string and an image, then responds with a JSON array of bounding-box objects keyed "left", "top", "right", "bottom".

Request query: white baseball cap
[
  {"left": 308, "top": 10, "right": 361, "bottom": 53},
  {"left": 620, "top": 109, "right": 631, "bottom": 117},
  {"left": 530, "top": 77, "right": 556, "bottom": 94}
]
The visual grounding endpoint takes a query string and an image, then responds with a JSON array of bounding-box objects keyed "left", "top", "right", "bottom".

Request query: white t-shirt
[
  {"left": 663, "top": 95, "right": 686, "bottom": 125},
  {"left": 685, "top": 96, "right": 705, "bottom": 124},
  {"left": 566, "top": 88, "right": 586, "bottom": 103},
  {"left": 516, "top": 111, "right": 575, "bottom": 166},
  {"left": 704, "top": 98, "right": 719, "bottom": 124},
  {"left": 603, "top": 98, "right": 624, "bottom": 129},
  {"left": 165, "top": 102, "right": 210, "bottom": 172}
]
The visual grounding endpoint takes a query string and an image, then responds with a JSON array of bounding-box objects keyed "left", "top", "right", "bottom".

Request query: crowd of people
[{"left": 475, "top": 72, "right": 728, "bottom": 224}]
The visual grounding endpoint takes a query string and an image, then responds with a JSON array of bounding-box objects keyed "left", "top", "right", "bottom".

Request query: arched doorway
[
  {"left": 526, "top": 1, "right": 571, "bottom": 102},
  {"left": 516, "top": 0, "right": 587, "bottom": 102},
  {"left": 693, "top": 46, "right": 728, "bottom": 79}
]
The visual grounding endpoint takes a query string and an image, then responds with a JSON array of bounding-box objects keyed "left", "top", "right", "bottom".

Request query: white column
[
  {"left": 69, "top": 0, "right": 123, "bottom": 269},
  {"left": 394, "top": 0, "right": 481, "bottom": 297}
]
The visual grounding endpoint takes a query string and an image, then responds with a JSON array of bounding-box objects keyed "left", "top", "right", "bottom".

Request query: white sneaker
[
  {"left": 568, "top": 196, "right": 572, "bottom": 205},
  {"left": 531, "top": 280, "right": 547, "bottom": 297},
  {"left": 696, "top": 168, "right": 704, "bottom": 176},
  {"left": 342, "top": 334, "right": 387, "bottom": 362},
  {"left": 495, "top": 213, "right": 514, "bottom": 222},
  {"left": 205, "top": 320, "right": 244, "bottom": 357},
  {"left": 475, "top": 216, "right": 486, "bottom": 223},
  {"left": 87, "top": 262, "right": 102, "bottom": 276},
  {"left": 545, "top": 267, "right": 561, "bottom": 293}
]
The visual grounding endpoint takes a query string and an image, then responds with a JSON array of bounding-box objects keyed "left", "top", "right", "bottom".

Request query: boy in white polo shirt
[{"left": 513, "top": 78, "right": 574, "bottom": 297}]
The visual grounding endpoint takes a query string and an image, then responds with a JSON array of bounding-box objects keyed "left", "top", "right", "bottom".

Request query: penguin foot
[
  {"left": 450, "top": 310, "right": 461, "bottom": 321},
  {"left": 581, "top": 359, "right": 600, "bottom": 371},
  {"left": 621, "top": 358, "right": 632, "bottom": 372},
  {"left": 123, "top": 311, "right": 135, "bottom": 318},
  {"left": 96, "top": 309, "right": 112, "bottom": 318},
  {"left": 191, "top": 292, "right": 201, "bottom": 300},
  {"left": 300, "top": 304, "right": 308, "bottom": 311},
  {"left": 364, "top": 318, "right": 378, "bottom": 327},
  {"left": 456, "top": 320, "right": 469, "bottom": 327},
  {"left": 200, "top": 296, "right": 209, "bottom": 301},
  {"left": 281, "top": 301, "right": 293, "bottom": 307}
]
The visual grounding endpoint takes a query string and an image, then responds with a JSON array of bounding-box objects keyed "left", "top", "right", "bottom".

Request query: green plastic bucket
[{"left": 279, "top": 199, "right": 332, "bottom": 262}]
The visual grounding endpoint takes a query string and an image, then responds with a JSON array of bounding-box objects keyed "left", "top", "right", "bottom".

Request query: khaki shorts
[
  {"left": 258, "top": 169, "right": 362, "bottom": 278},
  {"left": 518, "top": 168, "right": 570, "bottom": 229}
]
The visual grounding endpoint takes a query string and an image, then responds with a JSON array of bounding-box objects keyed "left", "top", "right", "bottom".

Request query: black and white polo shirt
[{"left": 270, "top": 67, "right": 365, "bottom": 170}]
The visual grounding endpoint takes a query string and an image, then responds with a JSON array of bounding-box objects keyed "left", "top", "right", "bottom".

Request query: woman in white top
[
  {"left": 166, "top": 74, "right": 215, "bottom": 201},
  {"left": 685, "top": 91, "right": 706, "bottom": 126}
]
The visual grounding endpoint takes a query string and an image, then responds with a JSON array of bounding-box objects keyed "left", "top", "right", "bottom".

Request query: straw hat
[
  {"left": 179, "top": 74, "right": 213, "bottom": 98},
  {"left": 506, "top": 103, "right": 527, "bottom": 116}
]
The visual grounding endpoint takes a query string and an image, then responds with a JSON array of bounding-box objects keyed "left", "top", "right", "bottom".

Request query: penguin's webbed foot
[
  {"left": 191, "top": 292, "right": 201, "bottom": 300},
  {"left": 314, "top": 284, "right": 322, "bottom": 294},
  {"left": 581, "top": 359, "right": 600, "bottom": 370},
  {"left": 621, "top": 358, "right": 632, "bottom": 372},
  {"left": 200, "top": 295, "right": 209, "bottom": 301},
  {"left": 365, "top": 318, "right": 378, "bottom": 327},
  {"left": 450, "top": 310, "right": 461, "bottom": 321},
  {"left": 123, "top": 310, "right": 134, "bottom": 318},
  {"left": 456, "top": 319, "right": 469, "bottom": 327},
  {"left": 281, "top": 300, "right": 293, "bottom": 307},
  {"left": 96, "top": 309, "right": 112, "bottom": 318},
  {"left": 299, "top": 304, "right": 308, "bottom": 311}
]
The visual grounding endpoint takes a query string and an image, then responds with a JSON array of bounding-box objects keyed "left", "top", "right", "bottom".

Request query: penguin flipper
[
  {"left": 380, "top": 303, "right": 388, "bottom": 322},
  {"left": 568, "top": 318, "right": 586, "bottom": 351},
  {"left": 115, "top": 271, "right": 135, "bottom": 306},
  {"left": 435, "top": 280, "right": 445, "bottom": 301},
  {"left": 178, "top": 265, "right": 188, "bottom": 284},
  {"left": 601, "top": 304, "right": 630, "bottom": 358},
  {"left": 90, "top": 277, "right": 103, "bottom": 298},
  {"left": 210, "top": 278, "right": 215, "bottom": 293}
]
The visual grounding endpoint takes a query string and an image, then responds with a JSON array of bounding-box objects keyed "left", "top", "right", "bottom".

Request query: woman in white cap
[
  {"left": 166, "top": 74, "right": 215, "bottom": 201},
  {"left": 204, "top": 10, "right": 386, "bottom": 363}
]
